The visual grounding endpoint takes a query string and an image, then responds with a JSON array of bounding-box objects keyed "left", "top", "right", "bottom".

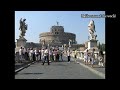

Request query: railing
[
  {"left": 71, "top": 51, "right": 106, "bottom": 63},
  {"left": 15, "top": 52, "right": 36, "bottom": 71}
]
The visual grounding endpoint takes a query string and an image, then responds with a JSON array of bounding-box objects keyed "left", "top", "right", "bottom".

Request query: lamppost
[
  {"left": 42, "top": 39, "right": 45, "bottom": 49},
  {"left": 62, "top": 45, "right": 64, "bottom": 51},
  {"left": 64, "top": 44, "right": 66, "bottom": 55},
  {"left": 48, "top": 44, "right": 50, "bottom": 61},
  {"left": 69, "top": 39, "right": 72, "bottom": 49}
]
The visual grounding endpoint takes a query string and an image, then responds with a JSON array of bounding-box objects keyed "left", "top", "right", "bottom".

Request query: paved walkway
[
  {"left": 69, "top": 56, "right": 105, "bottom": 74},
  {"left": 15, "top": 56, "right": 105, "bottom": 79}
]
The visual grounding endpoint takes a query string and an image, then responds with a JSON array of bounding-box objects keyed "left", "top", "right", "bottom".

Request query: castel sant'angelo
[{"left": 39, "top": 22, "right": 76, "bottom": 46}]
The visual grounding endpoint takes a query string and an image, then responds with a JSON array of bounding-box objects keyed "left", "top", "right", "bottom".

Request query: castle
[{"left": 39, "top": 24, "right": 76, "bottom": 47}]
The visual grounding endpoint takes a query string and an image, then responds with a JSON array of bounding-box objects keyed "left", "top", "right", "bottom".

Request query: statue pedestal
[
  {"left": 88, "top": 39, "right": 98, "bottom": 50},
  {"left": 16, "top": 37, "right": 27, "bottom": 48}
]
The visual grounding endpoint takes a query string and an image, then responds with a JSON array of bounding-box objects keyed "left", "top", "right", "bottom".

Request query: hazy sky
[{"left": 15, "top": 11, "right": 105, "bottom": 44}]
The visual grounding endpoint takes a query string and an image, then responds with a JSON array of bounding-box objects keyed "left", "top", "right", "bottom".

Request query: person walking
[
  {"left": 49, "top": 48, "right": 53, "bottom": 62},
  {"left": 91, "top": 48, "right": 95, "bottom": 67},
  {"left": 74, "top": 49, "right": 77, "bottom": 63},
  {"left": 84, "top": 49, "right": 89, "bottom": 65},
  {"left": 29, "top": 48, "right": 34, "bottom": 61},
  {"left": 67, "top": 49, "right": 71, "bottom": 63},
  {"left": 56, "top": 49, "right": 59, "bottom": 62},
  {"left": 42, "top": 47, "right": 50, "bottom": 65},
  {"left": 22, "top": 48, "right": 26, "bottom": 61},
  {"left": 60, "top": 50, "right": 63, "bottom": 61},
  {"left": 35, "top": 48, "right": 39, "bottom": 61},
  {"left": 98, "top": 50, "right": 104, "bottom": 67},
  {"left": 53, "top": 49, "right": 57, "bottom": 62},
  {"left": 26, "top": 48, "right": 30, "bottom": 61},
  {"left": 24, "top": 48, "right": 28, "bottom": 60},
  {"left": 38, "top": 48, "right": 41, "bottom": 61},
  {"left": 33, "top": 48, "right": 36, "bottom": 61},
  {"left": 19, "top": 47, "right": 23, "bottom": 63}
]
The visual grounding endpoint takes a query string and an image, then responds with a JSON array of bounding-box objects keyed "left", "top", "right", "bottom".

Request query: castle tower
[{"left": 39, "top": 22, "right": 76, "bottom": 47}]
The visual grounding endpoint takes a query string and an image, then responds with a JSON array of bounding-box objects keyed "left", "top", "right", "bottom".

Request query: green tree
[
  {"left": 97, "top": 42, "right": 105, "bottom": 51},
  {"left": 102, "top": 43, "right": 105, "bottom": 51},
  {"left": 98, "top": 42, "right": 101, "bottom": 50}
]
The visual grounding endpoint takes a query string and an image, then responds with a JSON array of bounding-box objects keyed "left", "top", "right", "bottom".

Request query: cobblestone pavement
[{"left": 15, "top": 56, "right": 104, "bottom": 79}]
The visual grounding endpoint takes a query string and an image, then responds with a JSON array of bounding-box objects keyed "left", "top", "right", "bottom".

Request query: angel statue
[
  {"left": 19, "top": 18, "right": 28, "bottom": 38},
  {"left": 88, "top": 20, "right": 97, "bottom": 40}
]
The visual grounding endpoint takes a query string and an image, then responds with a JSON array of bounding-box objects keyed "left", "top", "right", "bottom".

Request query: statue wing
[
  {"left": 20, "top": 18, "right": 22, "bottom": 25},
  {"left": 25, "top": 24, "right": 28, "bottom": 30},
  {"left": 19, "top": 19, "right": 23, "bottom": 30}
]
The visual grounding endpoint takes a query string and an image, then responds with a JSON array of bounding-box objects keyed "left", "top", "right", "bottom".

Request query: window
[{"left": 55, "top": 32, "right": 59, "bottom": 34}]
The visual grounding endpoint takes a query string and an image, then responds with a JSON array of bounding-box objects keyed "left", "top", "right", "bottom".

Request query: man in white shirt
[
  {"left": 42, "top": 48, "right": 50, "bottom": 65},
  {"left": 34, "top": 48, "right": 39, "bottom": 61},
  {"left": 29, "top": 48, "right": 34, "bottom": 61},
  {"left": 41, "top": 49, "right": 45, "bottom": 60},
  {"left": 19, "top": 47, "right": 23, "bottom": 63}
]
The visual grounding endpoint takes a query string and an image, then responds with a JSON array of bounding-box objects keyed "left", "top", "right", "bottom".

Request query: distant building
[
  {"left": 39, "top": 24, "right": 76, "bottom": 47},
  {"left": 15, "top": 42, "right": 41, "bottom": 49}
]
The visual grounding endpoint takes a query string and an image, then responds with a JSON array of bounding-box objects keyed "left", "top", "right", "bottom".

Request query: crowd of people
[
  {"left": 16, "top": 47, "right": 64, "bottom": 65},
  {"left": 15, "top": 46, "right": 105, "bottom": 67},
  {"left": 84, "top": 49, "right": 105, "bottom": 67}
]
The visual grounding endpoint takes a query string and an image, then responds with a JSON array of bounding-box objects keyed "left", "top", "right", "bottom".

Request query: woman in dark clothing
[{"left": 33, "top": 50, "right": 36, "bottom": 61}]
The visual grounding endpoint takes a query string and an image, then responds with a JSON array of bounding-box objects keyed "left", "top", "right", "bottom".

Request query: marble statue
[
  {"left": 19, "top": 18, "right": 28, "bottom": 38},
  {"left": 88, "top": 20, "right": 97, "bottom": 40}
]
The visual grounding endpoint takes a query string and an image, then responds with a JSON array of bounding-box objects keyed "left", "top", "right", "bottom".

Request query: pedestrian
[
  {"left": 42, "top": 47, "right": 50, "bottom": 65},
  {"left": 35, "top": 48, "right": 39, "bottom": 61},
  {"left": 60, "top": 50, "right": 63, "bottom": 61},
  {"left": 84, "top": 49, "right": 89, "bottom": 65},
  {"left": 56, "top": 49, "right": 59, "bottom": 62},
  {"left": 22, "top": 48, "right": 26, "bottom": 60},
  {"left": 24, "top": 48, "right": 28, "bottom": 60},
  {"left": 91, "top": 48, "right": 95, "bottom": 67},
  {"left": 41, "top": 48, "right": 45, "bottom": 61},
  {"left": 33, "top": 48, "right": 36, "bottom": 61},
  {"left": 49, "top": 48, "right": 53, "bottom": 62},
  {"left": 98, "top": 50, "right": 104, "bottom": 67},
  {"left": 19, "top": 47, "right": 23, "bottom": 63},
  {"left": 29, "top": 48, "right": 34, "bottom": 61},
  {"left": 67, "top": 49, "right": 71, "bottom": 63},
  {"left": 53, "top": 49, "right": 56, "bottom": 62},
  {"left": 38, "top": 48, "right": 41, "bottom": 61},
  {"left": 26, "top": 48, "right": 30, "bottom": 61},
  {"left": 74, "top": 49, "right": 77, "bottom": 63}
]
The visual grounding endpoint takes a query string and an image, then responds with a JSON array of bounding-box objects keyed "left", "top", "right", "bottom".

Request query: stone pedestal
[
  {"left": 16, "top": 37, "right": 27, "bottom": 48},
  {"left": 88, "top": 39, "right": 98, "bottom": 50}
]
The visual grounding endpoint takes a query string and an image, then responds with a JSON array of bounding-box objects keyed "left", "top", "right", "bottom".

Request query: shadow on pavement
[{"left": 19, "top": 73, "right": 43, "bottom": 75}]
